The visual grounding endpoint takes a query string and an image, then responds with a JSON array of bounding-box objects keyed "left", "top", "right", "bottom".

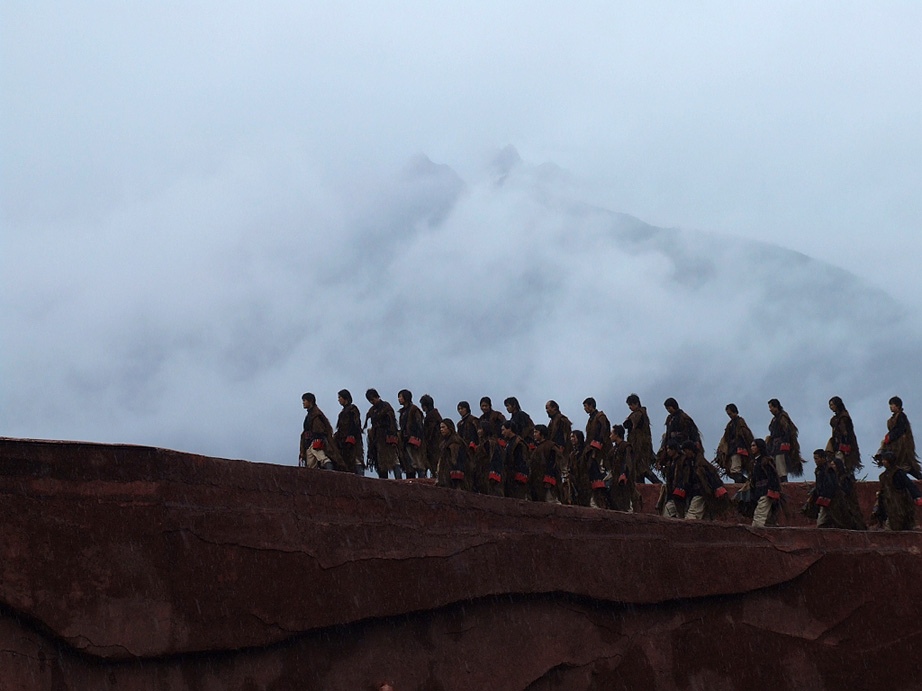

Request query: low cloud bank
[{"left": 3, "top": 148, "right": 918, "bottom": 469}]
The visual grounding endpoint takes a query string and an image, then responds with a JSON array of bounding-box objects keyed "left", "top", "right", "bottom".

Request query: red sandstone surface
[{"left": 2, "top": 437, "right": 921, "bottom": 690}]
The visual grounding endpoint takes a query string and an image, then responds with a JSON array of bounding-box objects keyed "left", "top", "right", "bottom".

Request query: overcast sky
[{"left": 2, "top": 2, "right": 920, "bottom": 466}]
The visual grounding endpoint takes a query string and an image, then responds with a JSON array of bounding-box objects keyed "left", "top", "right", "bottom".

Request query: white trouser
[
  {"left": 685, "top": 496, "right": 706, "bottom": 520},
  {"left": 752, "top": 496, "right": 774, "bottom": 527},
  {"left": 774, "top": 454, "right": 788, "bottom": 478}
]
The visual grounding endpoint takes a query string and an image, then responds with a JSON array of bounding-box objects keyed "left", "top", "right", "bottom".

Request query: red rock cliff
[{"left": 1, "top": 437, "right": 921, "bottom": 690}]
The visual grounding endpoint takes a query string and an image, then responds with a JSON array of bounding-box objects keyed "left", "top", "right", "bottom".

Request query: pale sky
[{"left": 2, "top": 2, "right": 920, "bottom": 464}]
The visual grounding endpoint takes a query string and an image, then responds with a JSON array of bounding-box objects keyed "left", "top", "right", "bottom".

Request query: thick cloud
[
  {"left": 3, "top": 148, "right": 919, "bottom": 470},
  {"left": 2, "top": 3, "right": 920, "bottom": 469}
]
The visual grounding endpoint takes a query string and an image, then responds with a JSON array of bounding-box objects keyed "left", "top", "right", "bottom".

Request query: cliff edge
[{"left": 2, "top": 437, "right": 920, "bottom": 690}]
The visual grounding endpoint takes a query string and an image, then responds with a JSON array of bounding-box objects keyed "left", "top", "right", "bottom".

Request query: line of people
[{"left": 298, "top": 390, "right": 922, "bottom": 530}]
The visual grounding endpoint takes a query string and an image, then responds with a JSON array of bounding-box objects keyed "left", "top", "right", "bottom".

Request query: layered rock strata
[{"left": 1, "top": 438, "right": 919, "bottom": 690}]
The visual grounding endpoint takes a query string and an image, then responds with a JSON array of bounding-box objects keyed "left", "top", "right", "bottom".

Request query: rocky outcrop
[{"left": 2, "top": 437, "right": 921, "bottom": 690}]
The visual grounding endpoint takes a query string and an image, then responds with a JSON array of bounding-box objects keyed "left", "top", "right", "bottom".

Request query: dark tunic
[
  {"left": 875, "top": 466, "right": 922, "bottom": 531},
  {"left": 749, "top": 454, "right": 781, "bottom": 525},
  {"left": 716, "top": 416, "right": 754, "bottom": 476},
  {"left": 673, "top": 451, "right": 727, "bottom": 517},
  {"left": 301, "top": 406, "right": 344, "bottom": 469},
  {"left": 585, "top": 410, "right": 612, "bottom": 473},
  {"left": 334, "top": 403, "right": 365, "bottom": 471},
  {"left": 828, "top": 410, "right": 861, "bottom": 474},
  {"left": 662, "top": 409, "right": 701, "bottom": 450},
  {"left": 470, "top": 435, "right": 492, "bottom": 493},
  {"left": 883, "top": 411, "right": 920, "bottom": 477},
  {"left": 398, "top": 403, "right": 427, "bottom": 473},
  {"left": 623, "top": 407, "right": 655, "bottom": 475},
  {"left": 814, "top": 459, "right": 866, "bottom": 530},
  {"left": 751, "top": 454, "right": 781, "bottom": 500},
  {"left": 486, "top": 437, "right": 506, "bottom": 496},
  {"left": 530, "top": 439, "right": 561, "bottom": 502},
  {"left": 656, "top": 453, "right": 683, "bottom": 516},
  {"left": 423, "top": 408, "right": 443, "bottom": 475},
  {"left": 509, "top": 409, "right": 535, "bottom": 443},
  {"left": 500, "top": 435, "right": 529, "bottom": 500},
  {"left": 457, "top": 414, "right": 480, "bottom": 453},
  {"left": 608, "top": 440, "right": 641, "bottom": 512},
  {"left": 366, "top": 400, "right": 399, "bottom": 473},
  {"left": 547, "top": 412, "right": 573, "bottom": 457},
  {"left": 479, "top": 409, "right": 507, "bottom": 439},
  {"left": 569, "top": 444, "right": 591, "bottom": 507},
  {"left": 768, "top": 410, "right": 804, "bottom": 478},
  {"left": 438, "top": 432, "right": 468, "bottom": 489}
]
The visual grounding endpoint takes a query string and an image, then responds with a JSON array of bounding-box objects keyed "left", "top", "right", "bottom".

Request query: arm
[{"left": 888, "top": 413, "right": 909, "bottom": 444}]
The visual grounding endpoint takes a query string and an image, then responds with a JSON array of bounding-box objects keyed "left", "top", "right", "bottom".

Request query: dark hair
[
  {"left": 666, "top": 440, "right": 681, "bottom": 452},
  {"left": 768, "top": 398, "right": 782, "bottom": 409},
  {"left": 440, "top": 418, "right": 456, "bottom": 433},
  {"left": 504, "top": 396, "right": 520, "bottom": 409},
  {"left": 420, "top": 394, "right": 434, "bottom": 411},
  {"left": 626, "top": 393, "right": 640, "bottom": 406},
  {"left": 365, "top": 388, "right": 379, "bottom": 401},
  {"left": 338, "top": 389, "right": 352, "bottom": 404},
  {"left": 302, "top": 392, "right": 316, "bottom": 404},
  {"left": 829, "top": 396, "right": 845, "bottom": 413},
  {"left": 611, "top": 424, "right": 625, "bottom": 439},
  {"left": 480, "top": 419, "right": 496, "bottom": 437},
  {"left": 680, "top": 440, "right": 697, "bottom": 453},
  {"left": 458, "top": 401, "right": 471, "bottom": 414},
  {"left": 583, "top": 397, "right": 596, "bottom": 408},
  {"left": 725, "top": 403, "right": 738, "bottom": 414},
  {"left": 890, "top": 396, "right": 903, "bottom": 408},
  {"left": 664, "top": 397, "right": 678, "bottom": 409},
  {"left": 752, "top": 438, "right": 767, "bottom": 456},
  {"left": 398, "top": 389, "right": 412, "bottom": 403},
  {"left": 571, "top": 429, "right": 585, "bottom": 450},
  {"left": 534, "top": 424, "right": 549, "bottom": 438},
  {"left": 876, "top": 450, "right": 896, "bottom": 464},
  {"left": 501, "top": 420, "right": 515, "bottom": 432},
  {"left": 546, "top": 400, "right": 559, "bottom": 412},
  {"left": 813, "top": 449, "right": 827, "bottom": 458},
  {"left": 480, "top": 396, "right": 492, "bottom": 407}
]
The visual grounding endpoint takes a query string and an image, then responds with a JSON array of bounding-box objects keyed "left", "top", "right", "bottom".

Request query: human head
[
  {"left": 534, "top": 424, "right": 549, "bottom": 442},
  {"left": 626, "top": 393, "right": 641, "bottom": 409},
  {"left": 440, "top": 419, "right": 456, "bottom": 436},
  {"left": 504, "top": 396, "right": 520, "bottom": 413},
  {"left": 725, "top": 403, "right": 739, "bottom": 417},
  {"left": 420, "top": 394, "right": 434, "bottom": 412},
  {"left": 570, "top": 430, "right": 584, "bottom": 448},
  {"left": 398, "top": 389, "right": 412, "bottom": 406},
  {"left": 890, "top": 396, "right": 903, "bottom": 413},
  {"left": 365, "top": 388, "right": 380, "bottom": 403},
  {"left": 501, "top": 420, "right": 516, "bottom": 439},
  {"left": 751, "top": 438, "right": 767, "bottom": 456},
  {"left": 664, "top": 397, "right": 678, "bottom": 413},
  {"left": 545, "top": 400, "right": 559, "bottom": 418},
  {"left": 611, "top": 424, "right": 625, "bottom": 442},
  {"left": 583, "top": 397, "right": 597, "bottom": 413},
  {"left": 302, "top": 392, "right": 316, "bottom": 409},
  {"left": 813, "top": 449, "right": 827, "bottom": 465},
  {"left": 338, "top": 389, "right": 352, "bottom": 405},
  {"left": 768, "top": 398, "right": 782, "bottom": 414},
  {"left": 875, "top": 450, "right": 896, "bottom": 467},
  {"left": 829, "top": 396, "right": 845, "bottom": 413},
  {"left": 458, "top": 401, "right": 471, "bottom": 416}
]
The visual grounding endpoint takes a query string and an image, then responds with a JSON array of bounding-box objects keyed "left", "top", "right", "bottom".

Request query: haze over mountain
[{"left": 3, "top": 148, "right": 918, "bottom": 468}]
